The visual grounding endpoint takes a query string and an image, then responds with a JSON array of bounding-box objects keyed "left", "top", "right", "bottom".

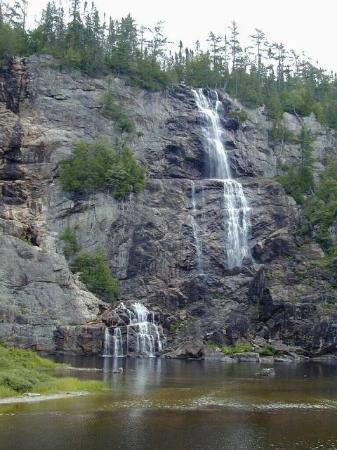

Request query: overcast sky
[{"left": 27, "top": 0, "right": 337, "bottom": 72}]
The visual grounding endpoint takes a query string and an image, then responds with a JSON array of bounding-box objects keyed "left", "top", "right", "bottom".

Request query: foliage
[
  {"left": 258, "top": 345, "right": 278, "bottom": 357},
  {"left": 0, "top": 346, "right": 56, "bottom": 370},
  {"left": 3, "top": 1, "right": 337, "bottom": 115},
  {"left": 276, "top": 127, "right": 314, "bottom": 204},
  {"left": 101, "top": 83, "right": 135, "bottom": 133},
  {"left": 0, "top": 22, "right": 26, "bottom": 62},
  {"left": 228, "top": 108, "right": 248, "bottom": 125},
  {"left": 221, "top": 343, "right": 253, "bottom": 355},
  {"left": 129, "top": 57, "right": 174, "bottom": 90},
  {"left": 59, "top": 138, "right": 146, "bottom": 199},
  {"left": 304, "top": 160, "right": 337, "bottom": 254},
  {"left": 59, "top": 227, "right": 80, "bottom": 259},
  {"left": 70, "top": 248, "right": 118, "bottom": 301},
  {"left": 59, "top": 226, "right": 119, "bottom": 301},
  {"left": 168, "top": 323, "right": 178, "bottom": 332},
  {"left": 0, "top": 345, "right": 104, "bottom": 397},
  {"left": 269, "top": 120, "right": 296, "bottom": 144}
]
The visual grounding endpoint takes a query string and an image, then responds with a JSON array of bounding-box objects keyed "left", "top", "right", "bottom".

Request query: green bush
[
  {"left": 221, "top": 342, "right": 253, "bottom": 355},
  {"left": 270, "top": 120, "right": 297, "bottom": 144},
  {"left": 276, "top": 127, "right": 314, "bottom": 204},
  {"left": 304, "top": 160, "right": 337, "bottom": 253},
  {"left": 129, "top": 58, "right": 173, "bottom": 90},
  {"left": 0, "top": 368, "right": 49, "bottom": 393},
  {"left": 0, "top": 23, "right": 26, "bottom": 63},
  {"left": 258, "top": 345, "right": 278, "bottom": 357},
  {"left": 70, "top": 248, "right": 118, "bottom": 301},
  {"left": 228, "top": 108, "right": 248, "bottom": 125},
  {"left": 59, "top": 138, "right": 146, "bottom": 199},
  {"left": 59, "top": 228, "right": 80, "bottom": 259},
  {"left": 101, "top": 85, "right": 135, "bottom": 133}
]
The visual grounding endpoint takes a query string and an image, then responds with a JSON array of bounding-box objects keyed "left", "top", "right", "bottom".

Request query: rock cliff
[{"left": 1, "top": 54, "right": 337, "bottom": 357}]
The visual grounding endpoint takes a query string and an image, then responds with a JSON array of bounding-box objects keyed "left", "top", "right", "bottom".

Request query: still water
[{"left": 1, "top": 357, "right": 337, "bottom": 449}]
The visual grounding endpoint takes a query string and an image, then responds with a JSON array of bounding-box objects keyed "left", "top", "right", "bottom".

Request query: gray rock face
[
  {"left": 0, "top": 235, "right": 104, "bottom": 352},
  {"left": 1, "top": 55, "right": 337, "bottom": 357}
]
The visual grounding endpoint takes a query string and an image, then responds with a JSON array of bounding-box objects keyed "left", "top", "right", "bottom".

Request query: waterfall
[
  {"left": 102, "top": 303, "right": 165, "bottom": 358},
  {"left": 103, "top": 327, "right": 112, "bottom": 357},
  {"left": 192, "top": 88, "right": 250, "bottom": 269},
  {"left": 102, "top": 326, "right": 124, "bottom": 357},
  {"left": 190, "top": 181, "right": 203, "bottom": 274},
  {"left": 126, "top": 303, "right": 164, "bottom": 357},
  {"left": 113, "top": 327, "right": 124, "bottom": 357}
]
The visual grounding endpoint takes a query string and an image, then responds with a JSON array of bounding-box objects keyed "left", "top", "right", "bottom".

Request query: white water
[
  {"left": 193, "top": 88, "right": 250, "bottom": 269},
  {"left": 102, "top": 326, "right": 124, "bottom": 357},
  {"left": 102, "top": 327, "right": 112, "bottom": 357},
  {"left": 113, "top": 327, "right": 124, "bottom": 357},
  {"left": 190, "top": 181, "right": 203, "bottom": 274},
  {"left": 127, "top": 303, "right": 163, "bottom": 357}
]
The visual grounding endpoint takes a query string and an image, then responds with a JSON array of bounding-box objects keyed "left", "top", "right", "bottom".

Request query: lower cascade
[
  {"left": 223, "top": 179, "right": 250, "bottom": 268},
  {"left": 102, "top": 303, "right": 165, "bottom": 358}
]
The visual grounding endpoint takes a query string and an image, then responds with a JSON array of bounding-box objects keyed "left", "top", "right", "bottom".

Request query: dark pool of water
[{"left": 1, "top": 356, "right": 337, "bottom": 449}]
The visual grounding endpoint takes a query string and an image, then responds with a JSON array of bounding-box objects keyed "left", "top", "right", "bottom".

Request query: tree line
[{"left": 1, "top": 0, "right": 337, "bottom": 127}]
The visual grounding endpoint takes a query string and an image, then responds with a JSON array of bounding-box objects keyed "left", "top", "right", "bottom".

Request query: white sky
[{"left": 27, "top": 0, "right": 337, "bottom": 72}]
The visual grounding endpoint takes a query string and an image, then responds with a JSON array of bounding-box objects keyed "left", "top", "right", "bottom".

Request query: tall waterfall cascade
[
  {"left": 192, "top": 89, "right": 250, "bottom": 269},
  {"left": 102, "top": 303, "right": 165, "bottom": 358}
]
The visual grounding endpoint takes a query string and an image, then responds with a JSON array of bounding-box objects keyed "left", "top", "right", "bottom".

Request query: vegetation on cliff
[
  {"left": 70, "top": 248, "right": 119, "bottom": 301},
  {"left": 0, "top": 345, "right": 103, "bottom": 397},
  {"left": 101, "top": 80, "right": 136, "bottom": 134},
  {"left": 59, "top": 138, "right": 146, "bottom": 199},
  {"left": 304, "top": 160, "right": 337, "bottom": 266},
  {"left": 59, "top": 229, "right": 118, "bottom": 301},
  {"left": 276, "top": 127, "right": 315, "bottom": 204},
  {"left": 277, "top": 129, "right": 337, "bottom": 268},
  {"left": 2, "top": 1, "right": 337, "bottom": 129}
]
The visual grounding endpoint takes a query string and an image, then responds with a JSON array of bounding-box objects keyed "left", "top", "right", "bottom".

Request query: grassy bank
[{"left": 0, "top": 345, "right": 103, "bottom": 398}]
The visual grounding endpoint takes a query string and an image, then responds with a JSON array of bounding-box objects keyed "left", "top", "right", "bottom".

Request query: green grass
[
  {"left": 258, "top": 345, "right": 278, "bottom": 357},
  {"left": 34, "top": 377, "right": 103, "bottom": 394},
  {"left": 221, "top": 343, "right": 253, "bottom": 355},
  {"left": 0, "top": 345, "right": 104, "bottom": 398},
  {"left": 319, "top": 303, "right": 337, "bottom": 314}
]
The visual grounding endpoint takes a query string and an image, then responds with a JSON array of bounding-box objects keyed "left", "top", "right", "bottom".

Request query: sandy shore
[{"left": 0, "top": 391, "right": 89, "bottom": 405}]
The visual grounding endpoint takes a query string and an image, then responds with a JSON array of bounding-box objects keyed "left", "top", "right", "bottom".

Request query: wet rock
[
  {"left": 256, "top": 368, "right": 275, "bottom": 377},
  {"left": 167, "top": 341, "right": 205, "bottom": 359},
  {"left": 233, "top": 352, "right": 260, "bottom": 363},
  {"left": 1, "top": 54, "right": 337, "bottom": 358}
]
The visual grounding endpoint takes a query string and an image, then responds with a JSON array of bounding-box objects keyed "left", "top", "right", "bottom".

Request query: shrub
[
  {"left": 270, "top": 120, "right": 296, "bottom": 144},
  {"left": 101, "top": 84, "right": 136, "bottom": 133},
  {"left": 258, "top": 345, "right": 278, "bottom": 357},
  {"left": 59, "top": 138, "right": 146, "bottom": 199},
  {"left": 304, "top": 160, "right": 337, "bottom": 253},
  {"left": 129, "top": 57, "right": 173, "bottom": 90},
  {"left": 228, "top": 108, "right": 248, "bottom": 125},
  {"left": 276, "top": 127, "right": 314, "bottom": 204},
  {"left": 221, "top": 343, "right": 253, "bottom": 355},
  {"left": 59, "top": 228, "right": 80, "bottom": 259},
  {"left": 70, "top": 248, "right": 118, "bottom": 301}
]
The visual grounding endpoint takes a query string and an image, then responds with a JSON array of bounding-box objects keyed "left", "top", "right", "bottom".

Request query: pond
[{"left": 1, "top": 357, "right": 337, "bottom": 449}]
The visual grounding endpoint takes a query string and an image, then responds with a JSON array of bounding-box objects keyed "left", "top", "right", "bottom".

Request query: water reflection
[{"left": 1, "top": 358, "right": 337, "bottom": 450}]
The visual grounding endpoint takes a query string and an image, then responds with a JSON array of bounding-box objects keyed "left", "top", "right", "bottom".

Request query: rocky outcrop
[{"left": 1, "top": 54, "right": 337, "bottom": 357}]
